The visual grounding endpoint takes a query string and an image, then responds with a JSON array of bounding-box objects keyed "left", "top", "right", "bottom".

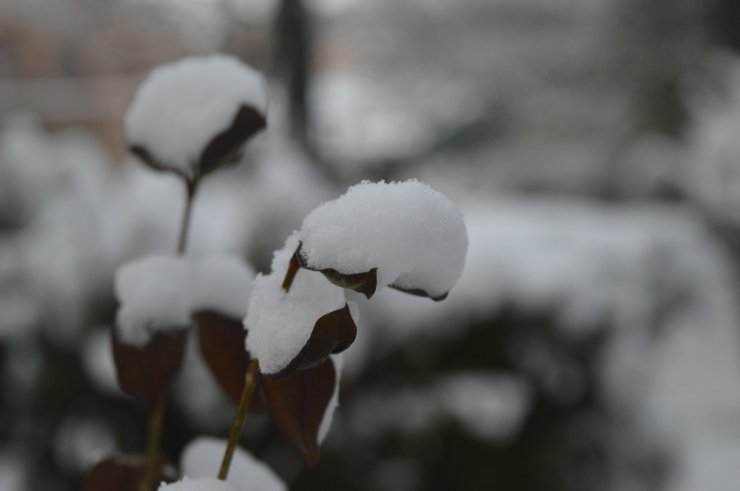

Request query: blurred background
[{"left": 3, "top": 0, "right": 740, "bottom": 490}]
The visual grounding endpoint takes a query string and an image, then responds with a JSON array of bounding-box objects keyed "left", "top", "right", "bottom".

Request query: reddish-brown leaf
[
  {"left": 82, "top": 455, "right": 177, "bottom": 491},
  {"left": 112, "top": 328, "right": 187, "bottom": 412},
  {"left": 262, "top": 358, "right": 336, "bottom": 466},
  {"left": 274, "top": 304, "right": 356, "bottom": 376},
  {"left": 195, "top": 311, "right": 250, "bottom": 405},
  {"left": 199, "top": 105, "right": 266, "bottom": 176},
  {"left": 294, "top": 242, "right": 378, "bottom": 299},
  {"left": 128, "top": 145, "right": 186, "bottom": 180},
  {"left": 388, "top": 283, "right": 449, "bottom": 301}
]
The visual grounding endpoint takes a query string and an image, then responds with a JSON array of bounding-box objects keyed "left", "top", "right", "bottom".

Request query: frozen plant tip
[
  {"left": 245, "top": 234, "right": 358, "bottom": 376},
  {"left": 125, "top": 55, "right": 268, "bottom": 180},
  {"left": 297, "top": 179, "right": 468, "bottom": 300}
]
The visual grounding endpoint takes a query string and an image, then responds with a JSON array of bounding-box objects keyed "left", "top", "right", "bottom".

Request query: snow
[
  {"left": 115, "top": 255, "right": 192, "bottom": 346},
  {"left": 82, "top": 329, "right": 122, "bottom": 396},
  {"left": 318, "top": 355, "right": 343, "bottom": 443},
  {"left": 159, "top": 478, "right": 238, "bottom": 491},
  {"left": 125, "top": 54, "right": 268, "bottom": 177},
  {"left": 115, "top": 254, "right": 254, "bottom": 346},
  {"left": 299, "top": 180, "right": 468, "bottom": 299},
  {"left": 181, "top": 437, "right": 286, "bottom": 491},
  {"left": 245, "top": 234, "right": 349, "bottom": 375},
  {"left": 190, "top": 255, "right": 255, "bottom": 318}
]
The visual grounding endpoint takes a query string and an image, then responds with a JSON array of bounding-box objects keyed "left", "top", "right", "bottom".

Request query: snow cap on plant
[
  {"left": 296, "top": 179, "right": 468, "bottom": 300},
  {"left": 125, "top": 54, "right": 268, "bottom": 180},
  {"left": 180, "top": 437, "right": 286, "bottom": 491},
  {"left": 245, "top": 234, "right": 358, "bottom": 376},
  {"left": 112, "top": 254, "right": 254, "bottom": 410}
]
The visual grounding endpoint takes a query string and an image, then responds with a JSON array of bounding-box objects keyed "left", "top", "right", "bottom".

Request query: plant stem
[
  {"left": 219, "top": 360, "right": 260, "bottom": 480},
  {"left": 139, "top": 177, "right": 198, "bottom": 491},
  {"left": 176, "top": 179, "right": 198, "bottom": 254},
  {"left": 282, "top": 248, "right": 301, "bottom": 292},
  {"left": 140, "top": 396, "right": 165, "bottom": 491}
]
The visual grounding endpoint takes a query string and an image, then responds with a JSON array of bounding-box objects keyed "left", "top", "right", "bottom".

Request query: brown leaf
[
  {"left": 273, "top": 304, "right": 356, "bottom": 376},
  {"left": 128, "top": 145, "right": 186, "bottom": 179},
  {"left": 112, "top": 328, "right": 187, "bottom": 412},
  {"left": 199, "top": 105, "right": 266, "bottom": 176},
  {"left": 388, "top": 283, "right": 449, "bottom": 301},
  {"left": 194, "top": 311, "right": 250, "bottom": 405},
  {"left": 294, "top": 242, "right": 378, "bottom": 299},
  {"left": 262, "top": 358, "right": 336, "bottom": 466},
  {"left": 82, "top": 455, "right": 177, "bottom": 491}
]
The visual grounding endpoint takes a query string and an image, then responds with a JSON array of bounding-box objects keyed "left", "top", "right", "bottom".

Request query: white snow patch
[
  {"left": 181, "top": 437, "right": 286, "bottom": 491},
  {"left": 245, "top": 234, "right": 348, "bottom": 374},
  {"left": 159, "top": 478, "right": 238, "bottom": 491},
  {"left": 115, "top": 255, "right": 192, "bottom": 346},
  {"left": 299, "top": 180, "right": 468, "bottom": 298},
  {"left": 191, "top": 254, "right": 255, "bottom": 318},
  {"left": 82, "top": 329, "right": 122, "bottom": 396},
  {"left": 125, "top": 54, "right": 267, "bottom": 177},
  {"left": 115, "top": 254, "right": 254, "bottom": 346}
]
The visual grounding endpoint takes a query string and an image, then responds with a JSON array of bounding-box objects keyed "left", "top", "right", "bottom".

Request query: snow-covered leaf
[
  {"left": 125, "top": 55, "right": 267, "bottom": 180},
  {"left": 293, "top": 242, "right": 378, "bottom": 299},
  {"left": 245, "top": 234, "right": 350, "bottom": 375},
  {"left": 273, "top": 303, "right": 356, "bottom": 376},
  {"left": 298, "top": 180, "right": 468, "bottom": 300}
]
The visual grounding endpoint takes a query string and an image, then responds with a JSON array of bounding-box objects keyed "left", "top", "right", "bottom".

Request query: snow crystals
[
  {"left": 244, "top": 234, "right": 352, "bottom": 375},
  {"left": 180, "top": 437, "right": 286, "bottom": 491},
  {"left": 298, "top": 180, "right": 468, "bottom": 300},
  {"left": 115, "top": 254, "right": 254, "bottom": 346},
  {"left": 125, "top": 54, "right": 268, "bottom": 178}
]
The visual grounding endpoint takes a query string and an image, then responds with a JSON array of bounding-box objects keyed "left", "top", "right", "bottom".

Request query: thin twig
[
  {"left": 176, "top": 179, "right": 198, "bottom": 254},
  {"left": 219, "top": 361, "right": 260, "bottom": 479},
  {"left": 140, "top": 396, "right": 166, "bottom": 491}
]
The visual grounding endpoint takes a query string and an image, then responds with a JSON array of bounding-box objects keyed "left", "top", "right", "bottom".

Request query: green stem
[
  {"left": 140, "top": 396, "right": 165, "bottom": 491},
  {"left": 139, "top": 176, "right": 198, "bottom": 491},
  {"left": 176, "top": 179, "right": 198, "bottom": 254},
  {"left": 282, "top": 247, "right": 301, "bottom": 292},
  {"left": 219, "top": 361, "right": 260, "bottom": 480}
]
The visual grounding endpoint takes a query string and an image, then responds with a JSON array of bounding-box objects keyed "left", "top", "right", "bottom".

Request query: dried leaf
[
  {"left": 262, "top": 358, "right": 336, "bottom": 466},
  {"left": 388, "top": 283, "right": 449, "bottom": 301},
  {"left": 274, "top": 304, "right": 356, "bottom": 376},
  {"left": 195, "top": 311, "right": 250, "bottom": 405},
  {"left": 199, "top": 105, "right": 266, "bottom": 176},
  {"left": 82, "top": 455, "right": 177, "bottom": 491},
  {"left": 294, "top": 242, "right": 378, "bottom": 299},
  {"left": 128, "top": 145, "right": 186, "bottom": 179},
  {"left": 112, "top": 328, "right": 187, "bottom": 412}
]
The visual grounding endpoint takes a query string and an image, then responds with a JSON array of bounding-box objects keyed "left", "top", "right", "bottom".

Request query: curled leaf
[
  {"left": 83, "top": 455, "right": 177, "bottom": 491},
  {"left": 262, "top": 358, "right": 336, "bottom": 466},
  {"left": 272, "top": 304, "right": 356, "bottom": 377},
  {"left": 199, "top": 105, "right": 266, "bottom": 176},
  {"left": 129, "top": 145, "right": 185, "bottom": 178},
  {"left": 294, "top": 242, "right": 378, "bottom": 299},
  {"left": 112, "top": 327, "right": 187, "bottom": 412},
  {"left": 388, "top": 283, "right": 449, "bottom": 301}
]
